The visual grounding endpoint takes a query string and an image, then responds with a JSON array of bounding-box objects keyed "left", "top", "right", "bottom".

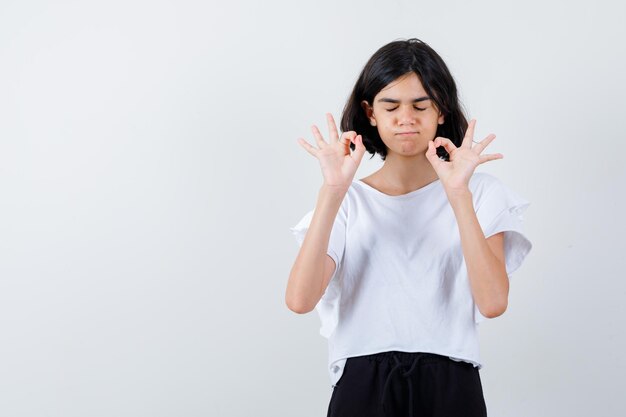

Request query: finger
[
  {"left": 339, "top": 130, "right": 357, "bottom": 146},
  {"left": 425, "top": 140, "right": 443, "bottom": 167},
  {"left": 349, "top": 135, "right": 367, "bottom": 164},
  {"left": 311, "top": 125, "right": 328, "bottom": 148},
  {"left": 461, "top": 119, "right": 476, "bottom": 148},
  {"left": 472, "top": 134, "right": 496, "bottom": 154},
  {"left": 326, "top": 113, "right": 340, "bottom": 142},
  {"left": 434, "top": 137, "right": 457, "bottom": 154},
  {"left": 297, "top": 138, "right": 319, "bottom": 157},
  {"left": 478, "top": 153, "right": 504, "bottom": 164}
]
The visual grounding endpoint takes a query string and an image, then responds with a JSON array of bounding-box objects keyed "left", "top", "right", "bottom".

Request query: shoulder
[
  {"left": 468, "top": 172, "right": 515, "bottom": 213},
  {"left": 469, "top": 172, "right": 530, "bottom": 216},
  {"left": 469, "top": 171, "right": 501, "bottom": 189},
  {"left": 346, "top": 179, "right": 368, "bottom": 198},
  {"left": 469, "top": 171, "right": 504, "bottom": 198}
]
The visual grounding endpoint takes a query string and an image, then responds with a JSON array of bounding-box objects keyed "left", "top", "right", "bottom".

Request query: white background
[{"left": 1, "top": 0, "right": 625, "bottom": 416}]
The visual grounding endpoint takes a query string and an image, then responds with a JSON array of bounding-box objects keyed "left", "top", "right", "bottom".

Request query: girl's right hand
[{"left": 297, "top": 113, "right": 367, "bottom": 191}]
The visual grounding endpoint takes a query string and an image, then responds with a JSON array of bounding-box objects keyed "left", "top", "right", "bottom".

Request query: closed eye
[{"left": 386, "top": 107, "right": 426, "bottom": 112}]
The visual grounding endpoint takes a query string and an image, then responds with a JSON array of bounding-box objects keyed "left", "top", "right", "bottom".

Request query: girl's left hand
[{"left": 425, "top": 119, "right": 503, "bottom": 194}]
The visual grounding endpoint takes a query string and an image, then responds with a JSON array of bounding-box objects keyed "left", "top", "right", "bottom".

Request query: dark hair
[{"left": 341, "top": 38, "right": 467, "bottom": 161}]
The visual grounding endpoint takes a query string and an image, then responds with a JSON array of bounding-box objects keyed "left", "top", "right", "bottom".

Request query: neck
[{"left": 377, "top": 151, "right": 439, "bottom": 192}]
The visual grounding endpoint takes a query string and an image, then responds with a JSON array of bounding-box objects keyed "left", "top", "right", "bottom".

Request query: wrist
[
  {"left": 446, "top": 187, "right": 473, "bottom": 204},
  {"left": 320, "top": 182, "right": 350, "bottom": 195}
]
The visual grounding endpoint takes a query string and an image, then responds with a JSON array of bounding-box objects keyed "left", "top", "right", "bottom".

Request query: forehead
[{"left": 376, "top": 72, "right": 427, "bottom": 98}]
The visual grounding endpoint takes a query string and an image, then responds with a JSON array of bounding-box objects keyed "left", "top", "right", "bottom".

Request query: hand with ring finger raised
[
  {"left": 425, "top": 119, "right": 503, "bottom": 194},
  {"left": 297, "top": 113, "right": 367, "bottom": 192}
]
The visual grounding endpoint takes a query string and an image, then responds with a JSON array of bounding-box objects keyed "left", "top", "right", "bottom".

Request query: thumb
[
  {"left": 425, "top": 141, "right": 440, "bottom": 166},
  {"left": 351, "top": 135, "right": 367, "bottom": 163}
]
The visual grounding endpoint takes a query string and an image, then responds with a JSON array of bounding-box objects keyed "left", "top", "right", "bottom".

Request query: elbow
[
  {"left": 481, "top": 272, "right": 509, "bottom": 319},
  {"left": 285, "top": 298, "right": 314, "bottom": 314},
  {"left": 285, "top": 269, "right": 320, "bottom": 314},
  {"left": 482, "top": 301, "right": 508, "bottom": 319},
  {"left": 285, "top": 286, "right": 316, "bottom": 314}
]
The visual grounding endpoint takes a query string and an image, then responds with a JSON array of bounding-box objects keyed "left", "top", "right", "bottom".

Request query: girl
[{"left": 286, "top": 38, "right": 532, "bottom": 417}]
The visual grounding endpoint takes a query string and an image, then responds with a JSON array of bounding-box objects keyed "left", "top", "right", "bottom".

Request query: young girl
[{"left": 286, "top": 38, "right": 532, "bottom": 417}]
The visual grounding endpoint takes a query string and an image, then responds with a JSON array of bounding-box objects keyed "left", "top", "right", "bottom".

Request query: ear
[
  {"left": 438, "top": 112, "right": 445, "bottom": 125},
  {"left": 361, "top": 100, "right": 377, "bottom": 127}
]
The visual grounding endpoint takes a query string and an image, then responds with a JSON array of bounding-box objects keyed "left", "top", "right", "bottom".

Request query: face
[{"left": 361, "top": 72, "right": 444, "bottom": 157}]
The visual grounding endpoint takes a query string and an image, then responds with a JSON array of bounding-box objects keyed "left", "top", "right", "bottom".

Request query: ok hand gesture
[
  {"left": 425, "top": 119, "right": 503, "bottom": 194},
  {"left": 298, "top": 113, "right": 367, "bottom": 192}
]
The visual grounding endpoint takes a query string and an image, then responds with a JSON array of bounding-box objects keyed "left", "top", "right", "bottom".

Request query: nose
[{"left": 397, "top": 106, "right": 416, "bottom": 126}]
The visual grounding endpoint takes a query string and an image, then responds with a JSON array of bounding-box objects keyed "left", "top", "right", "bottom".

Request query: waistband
[
  {"left": 357, "top": 350, "right": 452, "bottom": 365},
  {"left": 366, "top": 351, "right": 450, "bottom": 417}
]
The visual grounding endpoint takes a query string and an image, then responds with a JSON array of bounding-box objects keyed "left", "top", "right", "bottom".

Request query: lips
[{"left": 396, "top": 131, "right": 418, "bottom": 135}]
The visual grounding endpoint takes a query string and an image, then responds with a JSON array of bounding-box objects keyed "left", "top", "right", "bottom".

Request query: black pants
[{"left": 327, "top": 351, "right": 488, "bottom": 417}]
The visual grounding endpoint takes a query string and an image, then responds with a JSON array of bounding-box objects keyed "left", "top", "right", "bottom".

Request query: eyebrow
[{"left": 377, "top": 96, "right": 430, "bottom": 104}]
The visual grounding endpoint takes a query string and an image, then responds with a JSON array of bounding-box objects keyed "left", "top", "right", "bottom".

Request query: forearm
[
  {"left": 448, "top": 189, "right": 509, "bottom": 318},
  {"left": 286, "top": 184, "right": 347, "bottom": 313}
]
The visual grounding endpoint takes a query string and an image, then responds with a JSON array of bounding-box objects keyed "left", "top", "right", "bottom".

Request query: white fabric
[{"left": 289, "top": 172, "right": 532, "bottom": 388}]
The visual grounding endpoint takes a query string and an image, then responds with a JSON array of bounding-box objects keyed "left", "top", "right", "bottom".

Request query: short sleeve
[
  {"left": 472, "top": 174, "right": 533, "bottom": 324},
  {"left": 289, "top": 201, "right": 348, "bottom": 337},
  {"left": 289, "top": 203, "right": 347, "bottom": 273}
]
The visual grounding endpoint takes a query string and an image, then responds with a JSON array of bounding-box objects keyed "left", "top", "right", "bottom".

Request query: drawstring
[{"left": 381, "top": 353, "right": 425, "bottom": 417}]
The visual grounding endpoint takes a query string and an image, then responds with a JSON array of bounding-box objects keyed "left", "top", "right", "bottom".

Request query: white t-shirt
[{"left": 290, "top": 172, "right": 532, "bottom": 388}]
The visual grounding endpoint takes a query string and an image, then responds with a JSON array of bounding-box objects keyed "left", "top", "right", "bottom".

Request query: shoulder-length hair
[{"left": 341, "top": 38, "right": 468, "bottom": 161}]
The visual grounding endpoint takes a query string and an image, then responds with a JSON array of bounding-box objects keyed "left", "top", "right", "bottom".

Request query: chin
[
  {"left": 395, "top": 142, "right": 427, "bottom": 154},
  {"left": 392, "top": 148, "right": 422, "bottom": 157}
]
